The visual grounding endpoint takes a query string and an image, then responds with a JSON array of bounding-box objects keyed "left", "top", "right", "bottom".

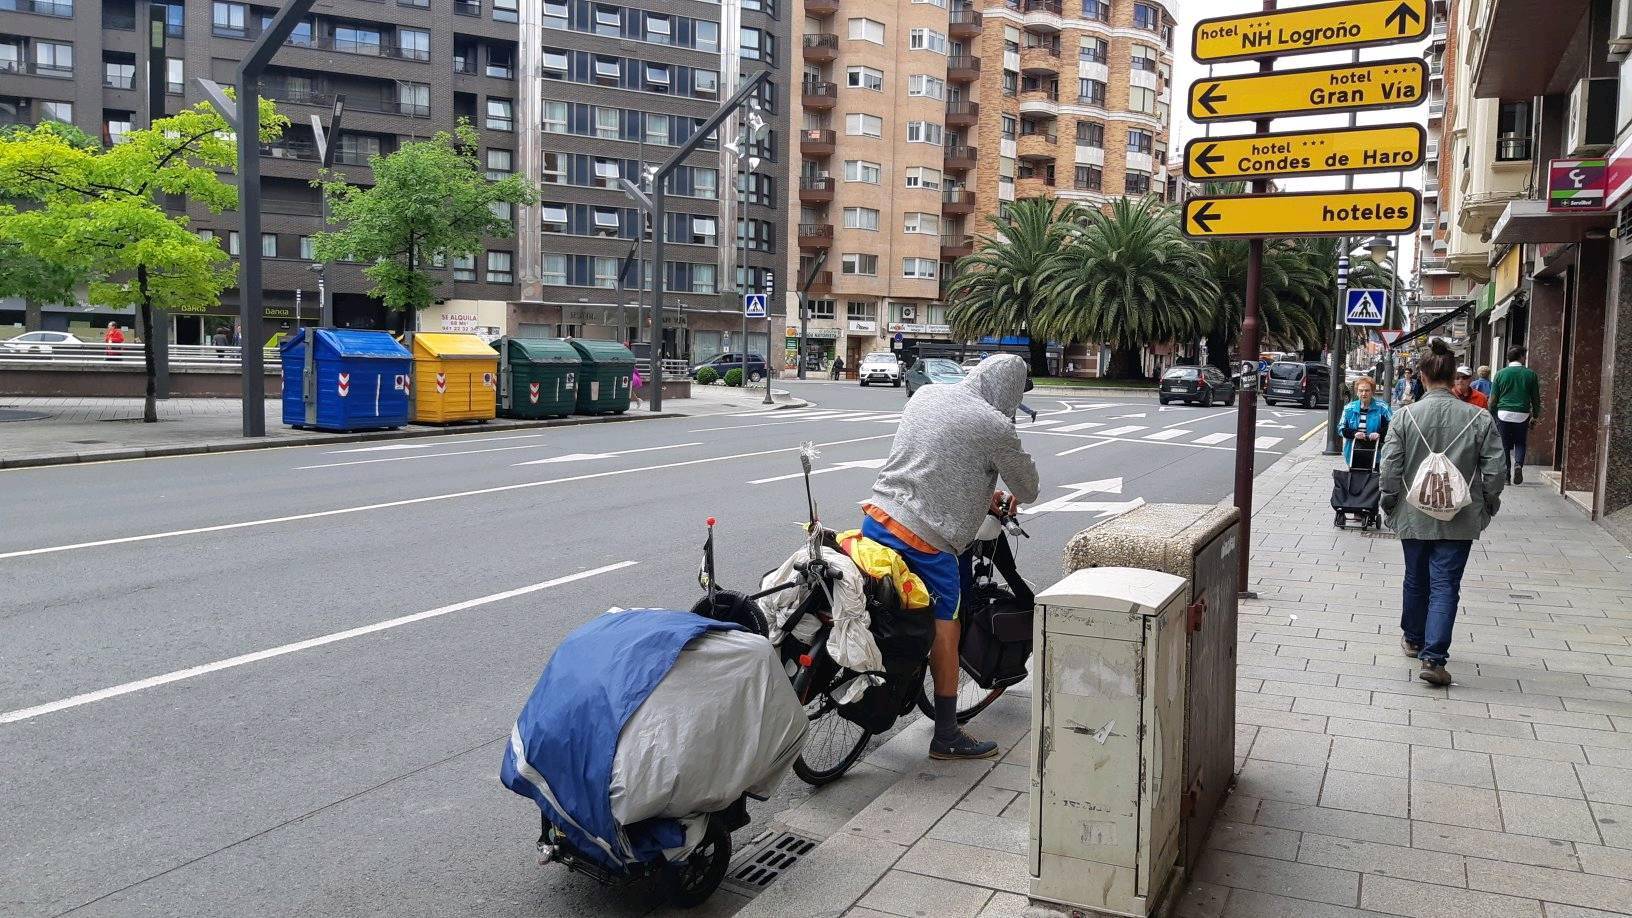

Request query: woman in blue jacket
[{"left": 1337, "top": 376, "right": 1391, "bottom": 525}]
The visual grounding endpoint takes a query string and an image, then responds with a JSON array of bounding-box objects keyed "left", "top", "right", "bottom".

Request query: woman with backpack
[{"left": 1378, "top": 339, "right": 1506, "bottom": 687}]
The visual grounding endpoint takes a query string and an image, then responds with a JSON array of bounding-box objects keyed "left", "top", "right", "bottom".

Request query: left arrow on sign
[
  {"left": 1190, "top": 201, "right": 1221, "bottom": 235},
  {"left": 1193, "top": 143, "right": 1225, "bottom": 176},
  {"left": 1196, "top": 83, "right": 1228, "bottom": 117}
]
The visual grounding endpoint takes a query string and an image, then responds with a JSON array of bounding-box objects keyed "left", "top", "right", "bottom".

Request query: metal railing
[
  {"left": 635, "top": 358, "right": 691, "bottom": 378},
  {"left": 0, "top": 0, "right": 74, "bottom": 17},
  {"left": 0, "top": 342, "right": 280, "bottom": 368},
  {"left": 1496, "top": 134, "right": 1532, "bottom": 162},
  {"left": 0, "top": 59, "right": 73, "bottom": 78}
]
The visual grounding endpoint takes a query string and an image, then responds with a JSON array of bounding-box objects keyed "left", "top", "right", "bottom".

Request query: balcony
[
  {"left": 807, "top": 270, "right": 833, "bottom": 294},
  {"left": 1022, "top": 0, "right": 1064, "bottom": 31},
  {"left": 261, "top": 140, "right": 319, "bottom": 161},
  {"left": 0, "top": 60, "right": 73, "bottom": 79},
  {"left": 949, "top": 9, "right": 983, "bottom": 38},
  {"left": 1495, "top": 134, "right": 1532, "bottom": 165},
  {"left": 1472, "top": 0, "right": 1587, "bottom": 99},
  {"left": 1073, "top": 178, "right": 1103, "bottom": 193},
  {"left": 453, "top": 0, "right": 481, "bottom": 15},
  {"left": 1428, "top": 100, "right": 1445, "bottom": 120},
  {"left": 946, "top": 56, "right": 980, "bottom": 83},
  {"left": 806, "top": 0, "right": 840, "bottom": 14},
  {"left": 1019, "top": 90, "right": 1059, "bottom": 117},
  {"left": 803, "top": 33, "right": 839, "bottom": 64},
  {"left": 797, "top": 223, "right": 834, "bottom": 249},
  {"left": 945, "top": 101, "right": 979, "bottom": 128},
  {"left": 1020, "top": 45, "right": 1059, "bottom": 76},
  {"left": 262, "top": 198, "right": 322, "bottom": 216},
  {"left": 800, "top": 128, "right": 836, "bottom": 156},
  {"left": 801, "top": 80, "right": 838, "bottom": 111},
  {"left": 942, "top": 189, "right": 976, "bottom": 214},
  {"left": 0, "top": 0, "right": 73, "bottom": 17},
  {"left": 799, "top": 175, "right": 835, "bottom": 204},
  {"left": 941, "top": 235, "right": 974, "bottom": 260},
  {"left": 1016, "top": 131, "right": 1057, "bottom": 160},
  {"left": 944, "top": 145, "right": 978, "bottom": 171}
]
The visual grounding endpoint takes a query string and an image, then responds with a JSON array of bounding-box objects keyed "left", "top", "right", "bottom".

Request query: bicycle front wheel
[
  {"left": 792, "top": 693, "right": 872, "bottom": 786},
  {"left": 916, "top": 666, "right": 1006, "bottom": 725}
]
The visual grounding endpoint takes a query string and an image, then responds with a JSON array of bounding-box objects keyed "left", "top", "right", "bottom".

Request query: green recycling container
[
  {"left": 566, "top": 339, "right": 636, "bottom": 415},
  {"left": 494, "top": 337, "right": 582, "bottom": 419}
]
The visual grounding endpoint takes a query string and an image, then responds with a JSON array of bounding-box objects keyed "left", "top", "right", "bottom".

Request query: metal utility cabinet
[
  {"left": 1029, "top": 567, "right": 1188, "bottom": 918},
  {"left": 1064, "top": 504, "right": 1241, "bottom": 871}
]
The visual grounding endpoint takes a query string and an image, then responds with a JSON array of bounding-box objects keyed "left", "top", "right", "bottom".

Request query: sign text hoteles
[
  {"left": 1189, "top": 58, "right": 1427, "bottom": 123},
  {"left": 1193, "top": 0, "right": 1430, "bottom": 64},
  {"left": 1183, "top": 189, "right": 1420, "bottom": 239},
  {"left": 1183, "top": 124, "right": 1426, "bottom": 183}
]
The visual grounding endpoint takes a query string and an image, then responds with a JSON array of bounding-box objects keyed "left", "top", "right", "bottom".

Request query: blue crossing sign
[
  {"left": 1344, "top": 288, "right": 1388, "bottom": 327},
  {"left": 743, "top": 293, "right": 768, "bottom": 318}
]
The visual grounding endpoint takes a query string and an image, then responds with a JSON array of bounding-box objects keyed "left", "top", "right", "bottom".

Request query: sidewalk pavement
[
  {"left": 0, "top": 385, "right": 807, "bottom": 469},
  {"left": 738, "top": 435, "right": 1632, "bottom": 918}
]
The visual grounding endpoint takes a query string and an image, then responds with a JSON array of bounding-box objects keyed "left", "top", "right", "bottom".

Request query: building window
[
  {"left": 1074, "top": 165, "right": 1102, "bottom": 191},
  {"left": 486, "top": 250, "right": 513, "bottom": 283},
  {"left": 692, "top": 263, "right": 716, "bottom": 294},
  {"left": 593, "top": 107, "right": 620, "bottom": 140},
  {"left": 542, "top": 50, "right": 568, "bottom": 77},
  {"left": 541, "top": 152, "right": 566, "bottom": 185},
  {"left": 847, "top": 66, "right": 884, "bottom": 91},
  {"left": 845, "top": 113, "right": 883, "bottom": 138},
  {"left": 541, "top": 205, "right": 568, "bottom": 231},
  {"left": 1497, "top": 100, "right": 1533, "bottom": 161},
  {"left": 453, "top": 253, "right": 476, "bottom": 281},
  {"left": 693, "top": 169, "right": 717, "bottom": 199},
  {"left": 541, "top": 253, "right": 567, "bottom": 286},
  {"left": 1000, "top": 115, "right": 1016, "bottom": 140},
  {"left": 906, "top": 121, "right": 943, "bottom": 145},
  {"left": 592, "top": 4, "right": 621, "bottom": 36},
  {"left": 165, "top": 57, "right": 183, "bottom": 94},
  {"left": 336, "top": 134, "right": 380, "bottom": 166},
  {"left": 227, "top": 231, "right": 242, "bottom": 255},
  {"left": 905, "top": 166, "right": 942, "bottom": 190},
  {"left": 41, "top": 100, "right": 73, "bottom": 123},
  {"left": 809, "top": 299, "right": 837, "bottom": 320},
  {"left": 645, "top": 112, "right": 670, "bottom": 146},
  {"left": 1129, "top": 86, "right": 1157, "bottom": 115},
  {"left": 397, "top": 81, "right": 430, "bottom": 117},
  {"left": 542, "top": 100, "right": 567, "bottom": 133},
  {"left": 695, "top": 70, "right": 719, "bottom": 99},
  {"left": 846, "top": 301, "right": 876, "bottom": 321},
  {"left": 1127, "top": 129, "right": 1153, "bottom": 155},
  {"left": 103, "top": 115, "right": 132, "bottom": 146},
  {"left": 645, "top": 14, "right": 672, "bottom": 44},
  {"left": 492, "top": 0, "right": 518, "bottom": 23},
  {"left": 902, "top": 212, "right": 939, "bottom": 235},
  {"left": 1080, "top": 38, "right": 1107, "bottom": 64},
  {"left": 543, "top": 0, "right": 567, "bottom": 29},
  {"left": 1130, "top": 44, "right": 1158, "bottom": 73},
  {"left": 34, "top": 41, "right": 72, "bottom": 76},
  {"left": 1081, "top": 0, "right": 1109, "bottom": 20},
  {"left": 1125, "top": 171, "right": 1151, "bottom": 195},
  {"left": 398, "top": 28, "right": 430, "bottom": 61},
  {"left": 1075, "top": 121, "right": 1104, "bottom": 147},
  {"left": 848, "top": 18, "right": 885, "bottom": 44},
  {"left": 1002, "top": 71, "right": 1018, "bottom": 97},
  {"left": 1133, "top": 2, "right": 1160, "bottom": 31},
  {"left": 696, "top": 20, "right": 719, "bottom": 52},
  {"left": 593, "top": 56, "right": 621, "bottom": 85},
  {"left": 908, "top": 29, "right": 948, "bottom": 54},
  {"left": 486, "top": 98, "right": 514, "bottom": 131},
  {"left": 843, "top": 207, "right": 879, "bottom": 230},
  {"left": 486, "top": 148, "right": 512, "bottom": 180},
  {"left": 844, "top": 159, "right": 881, "bottom": 183},
  {"left": 258, "top": 233, "right": 276, "bottom": 257},
  {"left": 487, "top": 46, "right": 514, "bottom": 80},
  {"left": 741, "top": 28, "right": 773, "bottom": 63},
  {"left": 212, "top": 1, "right": 247, "bottom": 38},
  {"left": 488, "top": 200, "right": 512, "bottom": 223},
  {"left": 591, "top": 255, "right": 619, "bottom": 288},
  {"left": 908, "top": 75, "right": 945, "bottom": 99},
  {"left": 643, "top": 63, "right": 671, "bottom": 91},
  {"left": 104, "top": 61, "right": 135, "bottom": 89},
  {"left": 902, "top": 258, "right": 937, "bottom": 279},
  {"left": 1078, "top": 79, "right": 1106, "bottom": 106},
  {"left": 841, "top": 253, "right": 878, "bottom": 276},
  {"left": 689, "top": 216, "right": 717, "bottom": 245},
  {"left": 300, "top": 236, "right": 316, "bottom": 260},
  {"left": 592, "top": 208, "right": 621, "bottom": 236}
]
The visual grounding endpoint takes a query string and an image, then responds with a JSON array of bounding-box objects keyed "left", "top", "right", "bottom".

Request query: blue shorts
[{"left": 860, "top": 516, "right": 966, "bottom": 622}]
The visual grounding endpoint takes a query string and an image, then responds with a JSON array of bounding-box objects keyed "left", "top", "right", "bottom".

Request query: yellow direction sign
[
  {"left": 1183, "top": 124, "right": 1426, "bottom": 182},
  {"left": 1193, "top": 0, "right": 1431, "bottom": 64},
  {"left": 1189, "top": 58, "right": 1427, "bottom": 123},
  {"left": 1183, "top": 189, "right": 1421, "bottom": 240}
]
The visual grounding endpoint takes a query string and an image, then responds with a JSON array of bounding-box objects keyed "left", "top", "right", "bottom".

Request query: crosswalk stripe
[
  {"left": 1053, "top": 421, "right": 1105, "bottom": 433},
  {"left": 1024, "top": 418, "right": 1061, "bottom": 427},
  {"left": 1255, "top": 436, "right": 1284, "bottom": 449},
  {"left": 1143, "top": 429, "right": 1189, "bottom": 441},
  {"left": 843, "top": 413, "right": 901, "bottom": 423},
  {"left": 1193, "top": 433, "right": 1233, "bottom": 445},
  {"left": 1098, "top": 425, "right": 1146, "bottom": 437}
]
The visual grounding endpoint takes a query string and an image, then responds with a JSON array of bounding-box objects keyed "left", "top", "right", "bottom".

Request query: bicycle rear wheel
[
  {"left": 793, "top": 696, "right": 871, "bottom": 785},
  {"left": 916, "top": 666, "right": 1006, "bottom": 725}
]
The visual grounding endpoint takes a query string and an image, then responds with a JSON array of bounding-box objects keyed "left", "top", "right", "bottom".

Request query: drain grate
[{"left": 720, "top": 830, "right": 819, "bottom": 897}]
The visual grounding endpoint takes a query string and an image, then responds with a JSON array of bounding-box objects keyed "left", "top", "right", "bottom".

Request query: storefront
[
  {"left": 843, "top": 320, "right": 880, "bottom": 370},
  {"left": 420, "top": 299, "right": 508, "bottom": 343}
]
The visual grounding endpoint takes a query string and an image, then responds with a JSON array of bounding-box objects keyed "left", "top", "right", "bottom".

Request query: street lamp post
[{"left": 310, "top": 96, "right": 346, "bottom": 326}]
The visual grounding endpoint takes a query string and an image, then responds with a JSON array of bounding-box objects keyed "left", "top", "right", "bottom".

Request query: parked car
[
  {"left": 858, "top": 352, "right": 901, "bottom": 387},
  {"left": 690, "top": 353, "right": 767, "bottom": 382},
  {"left": 904, "top": 357, "right": 966, "bottom": 396},
  {"left": 0, "top": 331, "right": 84, "bottom": 354},
  {"left": 1262, "top": 360, "right": 1331, "bottom": 408},
  {"left": 1159, "top": 365, "right": 1237, "bottom": 407}
]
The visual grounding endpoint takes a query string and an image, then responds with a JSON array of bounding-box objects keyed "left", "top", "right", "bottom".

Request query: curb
[{"left": 0, "top": 411, "right": 679, "bottom": 470}]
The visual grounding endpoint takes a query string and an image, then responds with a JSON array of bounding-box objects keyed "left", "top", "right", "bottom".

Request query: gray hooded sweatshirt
[{"left": 866, "top": 354, "right": 1041, "bottom": 554}]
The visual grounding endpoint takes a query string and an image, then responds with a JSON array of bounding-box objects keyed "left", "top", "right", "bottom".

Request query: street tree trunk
[
  {"left": 23, "top": 298, "right": 42, "bottom": 331},
  {"left": 1104, "top": 346, "right": 1144, "bottom": 380},
  {"left": 137, "top": 265, "right": 157, "bottom": 423},
  {"left": 1206, "top": 327, "right": 1232, "bottom": 373},
  {"left": 1027, "top": 336, "right": 1050, "bottom": 377}
]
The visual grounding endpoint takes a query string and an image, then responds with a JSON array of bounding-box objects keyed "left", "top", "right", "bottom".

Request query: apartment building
[
  {"left": 1415, "top": 1, "right": 1468, "bottom": 329},
  {"left": 0, "top": 0, "right": 791, "bottom": 363},
  {"left": 972, "top": 0, "right": 1176, "bottom": 229}
]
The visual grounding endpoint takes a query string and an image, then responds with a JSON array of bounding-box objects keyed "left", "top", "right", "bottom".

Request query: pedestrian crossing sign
[
  {"left": 1344, "top": 288, "right": 1387, "bottom": 327},
  {"left": 743, "top": 293, "right": 768, "bottom": 318}
]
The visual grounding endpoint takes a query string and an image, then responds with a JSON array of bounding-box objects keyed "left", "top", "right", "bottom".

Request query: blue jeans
[{"left": 1400, "top": 539, "right": 1473, "bottom": 665}]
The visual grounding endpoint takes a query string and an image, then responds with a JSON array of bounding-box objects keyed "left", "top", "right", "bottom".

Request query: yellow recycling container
[{"left": 411, "top": 333, "right": 499, "bottom": 424}]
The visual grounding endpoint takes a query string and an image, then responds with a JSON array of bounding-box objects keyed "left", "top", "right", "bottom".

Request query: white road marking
[
  {"left": 1193, "top": 433, "right": 1234, "bottom": 445},
  {"left": 0, "top": 562, "right": 636, "bottom": 726},
  {"left": 1258, "top": 420, "right": 1297, "bottom": 429},
  {"left": 329, "top": 434, "right": 547, "bottom": 454},
  {"left": 0, "top": 434, "right": 896, "bottom": 561},
  {"left": 1021, "top": 418, "right": 1061, "bottom": 427},
  {"left": 1055, "top": 440, "right": 1117, "bottom": 457},
  {"left": 1098, "top": 425, "right": 1147, "bottom": 436},
  {"left": 750, "top": 457, "right": 886, "bottom": 485},
  {"left": 1053, "top": 421, "right": 1106, "bottom": 433},
  {"left": 1110, "top": 413, "right": 1148, "bottom": 419},
  {"left": 1255, "top": 436, "right": 1285, "bottom": 448},
  {"left": 1023, "top": 429, "right": 1281, "bottom": 454},
  {"left": 841, "top": 413, "right": 902, "bottom": 423},
  {"left": 512, "top": 443, "right": 700, "bottom": 466},
  {"left": 1163, "top": 409, "right": 1234, "bottom": 429},
  {"left": 1143, "top": 429, "right": 1189, "bottom": 441},
  {"left": 294, "top": 442, "right": 555, "bottom": 470},
  {"left": 687, "top": 411, "right": 875, "bottom": 433}
]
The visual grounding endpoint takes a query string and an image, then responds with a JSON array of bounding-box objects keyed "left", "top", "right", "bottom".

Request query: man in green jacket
[{"left": 1488, "top": 346, "right": 1542, "bottom": 484}]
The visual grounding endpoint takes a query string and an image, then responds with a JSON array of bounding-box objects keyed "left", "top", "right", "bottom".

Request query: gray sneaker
[
  {"left": 1401, "top": 636, "right": 1423, "bottom": 658},
  {"left": 930, "top": 730, "right": 999, "bottom": 760},
  {"left": 1419, "top": 661, "right": 1452, "bottom": 687}
]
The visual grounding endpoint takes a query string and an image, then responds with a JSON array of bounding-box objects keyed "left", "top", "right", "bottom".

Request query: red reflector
[
  {"left": 798, "top": 654, "right": 814, "bottom": 668},
  {"left": 706, "top": 517, "right": 716, "bottom": 526}
]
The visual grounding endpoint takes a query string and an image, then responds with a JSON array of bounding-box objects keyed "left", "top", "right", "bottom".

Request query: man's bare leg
[{"left": 928, "top": 617, "right": 997, "bottom": 759}]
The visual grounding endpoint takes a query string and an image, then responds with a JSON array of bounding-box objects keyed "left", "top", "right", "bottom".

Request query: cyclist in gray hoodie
[{"left": 861, "top": 354, "right": 1040, "bottom": 758}]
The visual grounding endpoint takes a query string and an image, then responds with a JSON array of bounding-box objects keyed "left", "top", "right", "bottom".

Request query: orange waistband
[{"left": 862, "top": 504, "right": 940, "bottom": 555}]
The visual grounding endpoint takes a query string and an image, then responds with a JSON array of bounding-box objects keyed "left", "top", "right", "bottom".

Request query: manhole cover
[
  {"left": 0, "top": 409, "right": 50, "bottom": 422},
  {"left": 720, "top": 830, "right": 818, "bottom": 897}
]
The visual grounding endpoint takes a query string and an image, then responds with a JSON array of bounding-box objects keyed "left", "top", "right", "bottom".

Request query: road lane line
[
  {"left": 1098, "top": 425, "right": 1147, "bottom": 436},
  {"left": 294, "top": 442, "right": 557, "bottom": 470},
  {"left": 1162, "top": 409, "right": 1234, "bottom": 429},
  {"left": 0, "top": 434, "right": 896, "bottom": 561},
  {"left": 1193, "top": 433, "right": 1233, "bottom": 445},
  {"left": 1024, "top": 429, "right": 1281, "bottom": 453},
  {"left": 511, "top": 443, "right": 701, "bottom": 466},
  {"left": 1143, "top": 429, "right": 1189, "bottom": 441},
  {"left": 1301, "top": 421, "right": 1329, "bottom": 442},
  {"left": 328, "top": 434, "right": 547, "bottom": 454},
  {"left": 0, "top": 562, "right": 636, "bottom": 726},
  {"left": 687, "top": 412, "right": 871, "bottom": 432},
  {"left": 1055, "top": 440, "right": 1117, "bottom": 457}
]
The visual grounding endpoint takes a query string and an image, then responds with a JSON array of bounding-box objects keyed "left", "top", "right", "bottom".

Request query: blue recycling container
[{"left": 279, "top": 328, "right": 413, "bottom": 432}]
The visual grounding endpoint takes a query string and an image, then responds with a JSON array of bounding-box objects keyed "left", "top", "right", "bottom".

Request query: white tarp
[
  {"left": 610, "top": 629, "right": 808, "bottom": 826},
  {"left": 760, "top": 546, "right": 885, "bottom": 703}
]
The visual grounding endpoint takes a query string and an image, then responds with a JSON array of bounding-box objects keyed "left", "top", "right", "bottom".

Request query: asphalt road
[{"left": 0, "top": 380, "right": 1323, "bottom": 917}]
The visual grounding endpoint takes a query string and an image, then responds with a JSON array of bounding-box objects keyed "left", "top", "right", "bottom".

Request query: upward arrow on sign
[{"left": 1191, "top": 0, "right": 1431, "bottom": 64}]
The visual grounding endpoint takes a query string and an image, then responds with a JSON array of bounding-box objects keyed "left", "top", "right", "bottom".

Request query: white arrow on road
[
  {"left": 1257, "top": 419, "right": 1296, "bottom": 429},
  {"left": 1023, "top": 478, "right": 1144, "bottom": 519},
  {"left": 751, "top": 457, "right": 886, "bottom": 485},
  {"left": 512, "top": 443, "right": 701, "bottom": 466}
]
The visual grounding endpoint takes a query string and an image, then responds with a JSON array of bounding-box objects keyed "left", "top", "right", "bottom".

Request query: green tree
[
  {"left": 1285, "top": 237, "right": 1403, "bottom": 356},
  {"left": 946, "top": 196, "right": 1079, "bottom": 375},
  {"left": 0, "top": 102, "right": 287, "bottom": 422},
  {"left": 1197, "top": 237, "right": 1323, "bottom": 369},
  {"left": 313, "top": 121, "right": 536, "bottom": 331},
  {"left": 1044, "top": 198, "right": 1218, "bottom": 379},
  {"left": 0, "top": 125, "right": 96, "bottom": 329}
]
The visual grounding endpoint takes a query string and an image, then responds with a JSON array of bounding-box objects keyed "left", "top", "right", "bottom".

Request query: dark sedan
[{"left": 1158, "top": 365, "right": 1237, "bottom": 407}]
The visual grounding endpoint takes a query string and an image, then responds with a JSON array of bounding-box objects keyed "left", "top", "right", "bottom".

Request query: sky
[{"left": 1169, "top": 0, "right": 1432, "bottom": 271}]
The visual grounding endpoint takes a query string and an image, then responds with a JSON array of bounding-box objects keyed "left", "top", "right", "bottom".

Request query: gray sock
[{"left": 934, "top": 694, "right": 959, "bottom": 743}]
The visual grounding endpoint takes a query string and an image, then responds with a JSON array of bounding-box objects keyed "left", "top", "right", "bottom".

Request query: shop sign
[
  {"left": 806, "top": 327, "right": 841, "bottom": 339},
  {"left": 1548, "top": 159, "right": 1608, "bottom": 211},
  {"left": 847, "top": 320, "right": 879, "bottom": 333},
  {"left": 887, "top": 323, "right": 953, "bottom": 335}
]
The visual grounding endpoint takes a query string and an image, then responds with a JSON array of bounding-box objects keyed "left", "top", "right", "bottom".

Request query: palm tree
[
  {"left": 1285, "top": 237, "right": 1403, "bottom": 356},
  {"left": 1197, "top": 237, "right": 1323, "bottom": 369},
  {"left": 946, "top": 196, "right": 1079, "bottom": 375},
  {"left": 1043, "top": 198, "right": 1217, "bottom": 379}
]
